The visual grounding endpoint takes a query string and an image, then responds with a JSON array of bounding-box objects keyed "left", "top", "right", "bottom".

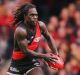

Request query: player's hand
[
  {"left": 55, "top": 56, "right": 64, "bottom": 65},
  {"left": 43, "top": 53, "right": 64, "bottom": 69},
  {"left": 44, "top": 53, "right": 58, "bottom": 62},
  {"left": 50, "top": 55, "right": 64, "bottom": 65},
  {"left": 48, "top": 55, "right": 64, "bottom": 69}
]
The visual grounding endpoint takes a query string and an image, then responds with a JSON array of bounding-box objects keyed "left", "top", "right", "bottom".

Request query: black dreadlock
[{"left": 13, "top": 3, "right": 36, "bottom": 26}]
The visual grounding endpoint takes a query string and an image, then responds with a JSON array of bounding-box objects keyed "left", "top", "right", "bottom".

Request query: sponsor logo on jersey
[{"left": 34, "top": 37, "right": 41, "bottom": 42}]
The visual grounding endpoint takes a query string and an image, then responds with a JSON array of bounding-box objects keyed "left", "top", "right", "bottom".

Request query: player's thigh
[
  {"left": 7, "top": 73, "right": 22, "bottom": 75},
  {"left": 7, "top": 74, "right": 22, "bottom": 75},
  {"left": 27, "top": 67, "right": 44, "bottom": 75}
]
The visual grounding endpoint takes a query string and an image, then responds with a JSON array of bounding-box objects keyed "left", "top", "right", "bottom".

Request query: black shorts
[{"left": 7, "top": 57, "right": 40, "bottom": 74}]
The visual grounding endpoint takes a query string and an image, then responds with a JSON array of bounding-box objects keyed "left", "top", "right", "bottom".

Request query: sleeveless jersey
[{"left": 12, "top": 22, "right": 41, "bottom": 60}]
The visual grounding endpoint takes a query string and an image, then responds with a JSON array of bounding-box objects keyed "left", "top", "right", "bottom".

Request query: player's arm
[
  {"left": 39, "top": 21, "right": 58, "bottom": 55},
  {"left": 39, "top": 21, "right": 64, "bottom": 69},
  {"left": 14, "top": 27, "right": 56, "bottom": 60}
]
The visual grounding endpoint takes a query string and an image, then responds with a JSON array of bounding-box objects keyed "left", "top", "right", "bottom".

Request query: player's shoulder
[
  {"left": 14, "top": 26, "right": 27, "bottom": 39},
  {"left": 38, "top": 21, "right": 47, "bottom": 31},
  {"left": 38, "top": 21, "right": 46, "bottom": 27},
  {"left": 15, "top": 26, "right": 27, "bottom": 35}
]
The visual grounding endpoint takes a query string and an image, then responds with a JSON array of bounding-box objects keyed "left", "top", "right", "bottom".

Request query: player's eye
[{"left": 29, "top": 14, "right": 38, "bottom": 16}]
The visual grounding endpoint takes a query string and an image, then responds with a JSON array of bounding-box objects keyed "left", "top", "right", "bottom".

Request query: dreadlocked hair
[{"left": 13, "top": 3, "right": 36, "bottom": 26}]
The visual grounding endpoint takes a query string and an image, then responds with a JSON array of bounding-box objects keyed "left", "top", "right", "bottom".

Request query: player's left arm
[
  {"left": 39, "top": 21, "right": 58, "bottom": 55},
  {"left": 39, "top": 21, "right": 64, "bottom": 69}
]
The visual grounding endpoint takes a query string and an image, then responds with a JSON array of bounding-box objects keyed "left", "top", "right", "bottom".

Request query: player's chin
[{"left": 33, "top": 19, "right": 38, "bottom": 23}]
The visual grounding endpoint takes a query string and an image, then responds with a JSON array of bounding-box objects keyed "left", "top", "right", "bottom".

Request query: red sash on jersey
[
  {"left": 27, "top": 22, "right": 41, "bottom": 50},
  {"left": 12, "top": 22, "right": 41, "bottom": 60}
]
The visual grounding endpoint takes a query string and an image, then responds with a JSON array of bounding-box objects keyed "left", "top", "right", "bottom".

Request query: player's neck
[{"left": 24, "top": 21, "right": 36, "bottom": 30}]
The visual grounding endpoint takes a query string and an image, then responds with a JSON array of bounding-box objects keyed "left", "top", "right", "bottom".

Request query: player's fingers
[
  {"left": 49, "top": 58, "right": 57, "bottom": 62},
  {"left": 50, "top": 56, "right": 58, "bottom": 60}
]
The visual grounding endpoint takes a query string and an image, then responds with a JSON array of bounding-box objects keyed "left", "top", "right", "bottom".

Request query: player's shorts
[{"left": 7, "top": 57, "right": 40, "bottom": 75}]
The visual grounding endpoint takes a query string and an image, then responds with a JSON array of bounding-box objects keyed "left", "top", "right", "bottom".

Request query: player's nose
[{"left": 34, "top": 15, "right": 38, "bottom": 19}]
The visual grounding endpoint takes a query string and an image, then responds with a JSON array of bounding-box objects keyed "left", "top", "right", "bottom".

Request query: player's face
[{"left": 27, "top": 8, "right": 38, "bottom": 24}]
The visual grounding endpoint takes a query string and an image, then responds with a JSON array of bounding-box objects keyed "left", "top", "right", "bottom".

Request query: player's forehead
[{"left": 28, "top": 8, "right": 38, "bottom": 14}]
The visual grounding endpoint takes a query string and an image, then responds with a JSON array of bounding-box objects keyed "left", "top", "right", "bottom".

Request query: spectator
[
  {"left": 58, "top": 42, "right": 69, "bottom": 62},
  {"left": 75, "top": 0, "right": 80, "bottom": 11},
  {"left": 47, "top": 16, "right": 59, "bottom": 40},
  {"left": 74, "top": 11, "right": 80, "bottom": 28},
  {"left": 59, "top": 20, "right": 67, "bottom": 28},
  {"left": 68, "top": 3, "right": 76, "bottom": 18},
  {"left": 60, "top": 8, "right": 69, "bottom": 22}
]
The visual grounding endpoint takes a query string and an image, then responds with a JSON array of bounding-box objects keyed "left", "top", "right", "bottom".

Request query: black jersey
[{"left": 12, "top": 22, "right": 41, "bottom": 60}]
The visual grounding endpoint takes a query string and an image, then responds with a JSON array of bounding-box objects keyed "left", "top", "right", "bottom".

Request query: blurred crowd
[{"left": 0, "top": 0, "right": 80, "bottom": 75}]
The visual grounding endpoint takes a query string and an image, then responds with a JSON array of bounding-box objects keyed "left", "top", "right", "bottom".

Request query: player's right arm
[{"left": 14, "top": 27, "right": 57, "bottom": 61}]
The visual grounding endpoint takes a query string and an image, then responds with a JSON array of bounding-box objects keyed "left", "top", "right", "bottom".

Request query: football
[{"left": 47, "top": 55, "right": 64, "bottom": 69}]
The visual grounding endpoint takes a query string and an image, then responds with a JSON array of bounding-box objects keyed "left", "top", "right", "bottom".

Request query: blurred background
[{"left": 0, "top": 0, "right": 80, "bottom": 75}]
